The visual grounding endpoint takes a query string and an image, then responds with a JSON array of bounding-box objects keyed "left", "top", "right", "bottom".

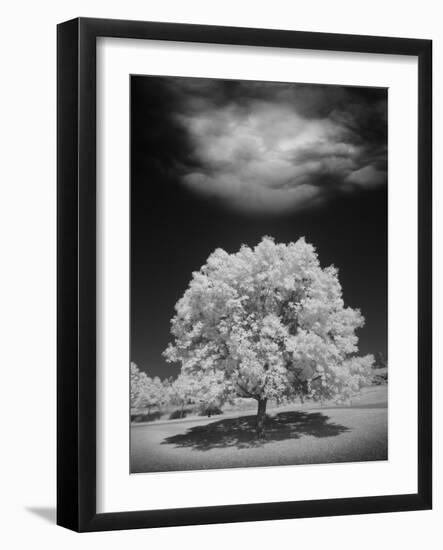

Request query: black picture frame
[{"left": 57, "top": 17, "right": 432, "bottom": 532}]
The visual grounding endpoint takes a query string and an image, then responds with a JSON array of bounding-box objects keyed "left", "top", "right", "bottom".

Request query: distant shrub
[
  {"left": 169, "top": 408, "right": 191, "bottom": 419},
  {"left": 372, "top": 373, "right": 388, "bottom": 385},
  {"left": 198, "top": 405, "right": 223, "bottom": 417},
  {"left": 131, "top": 411, "right": 162, "bottom": 423}
]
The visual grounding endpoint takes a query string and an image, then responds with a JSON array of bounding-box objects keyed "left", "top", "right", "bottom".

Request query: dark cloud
[{"left": 132, "top": 76, "right": 387, "bottom": 214}]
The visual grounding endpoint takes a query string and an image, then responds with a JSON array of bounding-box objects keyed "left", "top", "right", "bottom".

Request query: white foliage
[
  {"left": 164, "top": 236, "right": 373, "bottom": 404},
  {"left": 130, "top": 362, "right": 167, "bottom": 411}
]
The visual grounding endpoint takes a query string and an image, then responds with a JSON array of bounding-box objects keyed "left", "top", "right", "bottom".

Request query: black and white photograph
[{"left": 130, "top": 75, "right": 388, "bottom": 473}]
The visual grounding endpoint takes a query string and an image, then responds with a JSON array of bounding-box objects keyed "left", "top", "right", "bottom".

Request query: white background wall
[{"left": 0, "top": 1, "right": 440, "bottom": 548}]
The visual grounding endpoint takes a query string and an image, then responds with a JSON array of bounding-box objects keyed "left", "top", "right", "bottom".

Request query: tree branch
[{"left": 236, "top": 381, "right": 258, "bottom": 400}]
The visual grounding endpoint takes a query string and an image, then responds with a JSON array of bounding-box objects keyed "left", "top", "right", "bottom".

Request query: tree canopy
[{"left": 164, "top": 236, "right": 373, "bottom": 436}]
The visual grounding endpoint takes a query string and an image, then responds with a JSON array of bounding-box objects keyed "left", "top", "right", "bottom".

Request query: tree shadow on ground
[{"left": 161, "top": 411, "right": 350, "bottom": 451}]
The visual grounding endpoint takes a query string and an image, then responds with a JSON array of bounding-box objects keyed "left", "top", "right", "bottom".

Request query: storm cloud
[{"left": 132, "top": 76, "right": 387, "bottom": 214}]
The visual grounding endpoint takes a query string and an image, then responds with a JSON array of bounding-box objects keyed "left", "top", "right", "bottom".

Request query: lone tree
[{"left": 164, "top": 237, "right": 373, "bottom": 437}]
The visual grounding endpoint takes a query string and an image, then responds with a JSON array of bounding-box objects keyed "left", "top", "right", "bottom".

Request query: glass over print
[{"left": 130, "top": 76, "right": 388, "bottom": 474}]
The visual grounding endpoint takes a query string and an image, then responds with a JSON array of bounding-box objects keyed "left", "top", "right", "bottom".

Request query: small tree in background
[
  {"left": 130, "top": 362, "right": 165, "bottom": 415},
  {"left": 168, "top": 373, "right": 200, "bottom": 418},
  {"left": 164, "top": 237, "right": 373, "bottom": 437},
  {"left": 372, "top": 352, "right": 388, "bottom": 384},
  {"left": 374, "top": 352, "right": 388, "bottom": 370}
]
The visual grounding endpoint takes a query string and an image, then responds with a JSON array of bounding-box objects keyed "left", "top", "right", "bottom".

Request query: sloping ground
[{"left": 131, "top": 387, "right": 387, "bottom": 473}]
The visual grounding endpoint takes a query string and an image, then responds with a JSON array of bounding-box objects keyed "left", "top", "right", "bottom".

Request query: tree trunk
[{"left": 256, "top": 398, "right": 267, "bottom": 438}]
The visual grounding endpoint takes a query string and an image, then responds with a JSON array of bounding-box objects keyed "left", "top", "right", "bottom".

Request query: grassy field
[{"left": 130, "top": 386, "right": 388, "bottom": 473}]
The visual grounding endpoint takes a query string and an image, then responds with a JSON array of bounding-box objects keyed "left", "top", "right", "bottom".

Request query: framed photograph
[{"left": 57, "top": 17, "right": 432, "bottom": 532}]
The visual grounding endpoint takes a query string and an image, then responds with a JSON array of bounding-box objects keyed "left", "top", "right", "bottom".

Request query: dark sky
[{"left": 131, "top": 75, "right": 387, "bottom": 379}]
